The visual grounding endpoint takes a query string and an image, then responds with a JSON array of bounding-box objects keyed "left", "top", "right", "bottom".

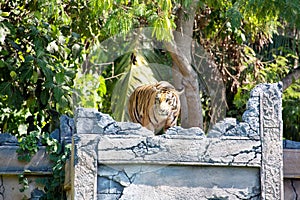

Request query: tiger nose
[{"left": 160, "top": 102, "right": 170, "bottom": 114}]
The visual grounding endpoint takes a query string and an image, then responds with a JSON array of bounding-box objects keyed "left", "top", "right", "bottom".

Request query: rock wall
[
  {"left": 70, "top": 82, "right": 284, "bottom": 200},
  {"left": 0, "top": 133, "right": 51, "bottom": 199},
  {"left": 0, "top": 115, "right": 74, "bottom": 200},
  {"left": 3, "top": 82, "right": 300, "bottom": 199}
]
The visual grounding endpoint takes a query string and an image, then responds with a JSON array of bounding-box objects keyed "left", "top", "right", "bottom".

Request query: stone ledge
[
  {"left": 0, "top": 146, "right": 52, "bottom": 175},
  {"left": 97, "top": 134, "right": 261, "bottom": 167},
  {"left": 283, "top": 149, "right": 300, "bottom": 178}
]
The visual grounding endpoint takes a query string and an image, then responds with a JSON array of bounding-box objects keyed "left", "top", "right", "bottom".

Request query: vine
[{"left": 17, "top": 132, "right": 71, "bottom": 199}]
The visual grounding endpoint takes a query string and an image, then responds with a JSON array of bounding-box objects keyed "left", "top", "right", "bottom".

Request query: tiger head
[{"left": 154, "top": 90, "right": 178, "bottom": 117}]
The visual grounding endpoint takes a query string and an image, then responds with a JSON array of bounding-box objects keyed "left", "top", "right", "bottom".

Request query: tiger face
[{"left": 155, "top": 90, "right": 178, "bottom": 116}]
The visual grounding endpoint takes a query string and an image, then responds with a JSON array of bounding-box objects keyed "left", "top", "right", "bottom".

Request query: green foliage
[
  {"left": 1, "top": 1, "right": 86, "bottom": 198},
  {"left": 203, "top": 0, "right": 300, "bottom": 43},
  {"left": 89, "top": 0, "right": 176, "bottom": 41},
  {"left": 74, "top": 72, "right": 107, "bottom": 109},
  {"left": 87, "top": 0, "right": 300, "bottom": 139},
  {"left": 16, "top": 132, "right": 71, "bottom": 199},
  {"left": 0, "top": 2, "right": 82, "bottom": 135},
  {"left": 18, "top": 173, "right": 30, "bottom": 193},
  {"left": 229, "top": 45, "right": 292, "bottom": 116},
  {"left": 194, "top": 0, "right": 300, "bottom": 140},
  {"left": 39, "top": 133, "right": 71, "bottom": 200},
  {"left": 17, "top": 131, "right": 40, "bottom": 162},
  {"left": 283, "top": 80, "right": 300, "bottom": 140},
  {"left": 229, "top": 41, "right": 300, "bottom": 140}
]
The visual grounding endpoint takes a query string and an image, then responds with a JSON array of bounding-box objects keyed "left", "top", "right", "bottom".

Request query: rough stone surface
[
  {"left": 258, "top": 82, "right": 283, "bottom": 200},
  {"left": 0, "top": 133, "right": 17, "bottom": 146},
  {"left": 73, "top": 134, "right": 99, "bottom": 200},
  {"left": 242, "top": 96, "right": 260, "bottom": 134},
  {"left": 0, "top": 175, "right": 45, "bottom": 200},
  {"left": 207, "top": 118, "right": 237, "bottom": 137},
  {"left": 283, "top": 140, "right": 300, "bottom": 149},
  {"left": 284, "top": 179, "right": 300, "bottom": 200},
  {"left": 70, "top": 83, "right": 284, "bottom": 200},
  {"left": 96, "top": 164, "right": 261, "bottom": 200},
  {"left": 97, "top": 135, "right": 261, "bottom": 167},
  {"left": 165, "top": 126, "right": 205, "bottom": 136},
  {"left": 60, "top": 115, "right": 75, "bottom": 143},
  {"left": 111, "top": 165, "right": 260, "bottom": 200},
  {"left": 0, "top": 115, "right": 75, "bottom": 199},
  {"left": 0, "top": 146, "right": 52, "bottom": 173}
]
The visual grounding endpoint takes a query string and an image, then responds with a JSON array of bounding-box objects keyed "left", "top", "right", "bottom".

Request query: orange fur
[{"left": 128, "top": 81, "right": 181, "bottom": 134}]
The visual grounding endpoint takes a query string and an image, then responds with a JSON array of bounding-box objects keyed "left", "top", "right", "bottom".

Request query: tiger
[{"left": 128, "top": 81, "right": 181, "bottom": 135}]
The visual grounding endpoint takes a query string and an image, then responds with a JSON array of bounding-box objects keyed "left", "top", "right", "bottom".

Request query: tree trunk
[
  {"left": 166, "top": 0, "right": 203, "bottom": 129},
  {"left": 282, "top": 67, "right": 300, "bottom": 90}
]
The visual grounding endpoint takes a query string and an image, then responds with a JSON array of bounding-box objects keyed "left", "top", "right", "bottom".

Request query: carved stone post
[
  {"left": 256, "top": 83, "right": 283, "bottom": 199},
  {"left": 71, "top": 108, "right": 100, "bottom": 200}
]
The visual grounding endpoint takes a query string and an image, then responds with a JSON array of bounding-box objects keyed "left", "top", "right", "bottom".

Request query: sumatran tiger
[{"left": 128, "top": 81, "right": 181, "bottom": 135}]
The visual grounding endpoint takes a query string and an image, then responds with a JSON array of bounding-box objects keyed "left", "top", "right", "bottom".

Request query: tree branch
[
  {"left": 282, "top": 67, "right": 300, "bottom": 90},
  {"left": 164, "top": 42, "right": 194, "bottom": 77}
]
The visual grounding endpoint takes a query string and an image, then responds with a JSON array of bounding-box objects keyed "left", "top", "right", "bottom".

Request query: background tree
[
  {"left": 89, "top": 0, "right": 300, "bottom": 135},
  {"left": 1, "top": 0, "right": 300, "bottom": 138}
]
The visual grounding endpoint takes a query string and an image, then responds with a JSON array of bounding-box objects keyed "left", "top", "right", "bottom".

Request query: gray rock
[
  {"left": 103, "top": 122, "right": 121, "bottom": 134},
  {"left": 60, "top": 115, "right": 75, "bottom": 139},
  {"left": 75, "top": 107, "right": 100, "bottom": 118},
  {"left": 0, "top": 133, "right": 18, "bottom": 145},
  {"left": 236, "top": 122, "right": 251, "bottom": 136},
  {"left": 98, "top": 165, "right": 131, "bottom": 187},
  {"left": 283, "top": 140, "right": 300, "bottom": 149},
  {"left": 165, "top": 126, "right": 205, "bottom": 136},
  {"left": 95, "top": 112, "right": 116, "bottom": 131},
  {"left": 117, "top": 122, "right": 142, "bottom": 131},
  {"left": 50, "top": 129, "right": 60, "bottom": 141},
  {"left": 30, "top": 188, "right": 45, "bottom": 199},
  {"left": 207, "top": 118, "right": 237, "bottom": 137},
  {"left": 250, "top": 82, "right": 282, "bottom": 98}
]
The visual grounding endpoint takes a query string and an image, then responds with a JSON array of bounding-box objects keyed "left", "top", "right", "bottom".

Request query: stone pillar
[
  {"left": 71, "top": 108, "right": 102, "bottom": 200},
  {"left": 257, "top": 83, "right": 283, "bottom": 199}
]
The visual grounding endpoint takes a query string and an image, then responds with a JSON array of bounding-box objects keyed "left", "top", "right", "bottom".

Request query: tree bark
[
  {"left": 166, "top": 0, "right": 203, "bottom": 129},
  {"left": 281, "top": 67, "right": 300, "bottom": 90}
]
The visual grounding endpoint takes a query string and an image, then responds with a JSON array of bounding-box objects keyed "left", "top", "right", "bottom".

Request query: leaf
[
  {"left": 97, "top": 76, "right": 107, "bottom": 97},
  {"left": 38, "top": 59, "right": 53, "bottom": 79},
  {"left": 10, "top": 71, "right": 17, "bottom": 79},
  {"left": 11, "top": 88, "right": 24, "bottom": 109},
  {"left": 44, "top": 80, "right": 54, "bottom": 89},
  {"left": 24, "top": 55, "right": 35, "bottom": 62},
  {"left": 32, "top": 71, "right": 39, "bottom": 84},
  {"left": 53, "top": 87, "right": 64, "bottom": 102},
  {"left": 19, "top": 66, "right": 33, "bottom": 82},
  {"left": 0, "top": 82, "right": 11, "bottom": 95},
  {"left": 55, "top": 72, "right": 65, "bottom": 84},
  {"left": 40, "top": 89, "right": 50, "bottom": 105},
  {"left": 0, "top": 60, "right": 7, "bottom": 68}
]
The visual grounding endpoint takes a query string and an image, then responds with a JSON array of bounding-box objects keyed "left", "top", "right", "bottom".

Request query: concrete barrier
[{"left": 69, "top": 82, "right": 283, "bottom": 199}]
